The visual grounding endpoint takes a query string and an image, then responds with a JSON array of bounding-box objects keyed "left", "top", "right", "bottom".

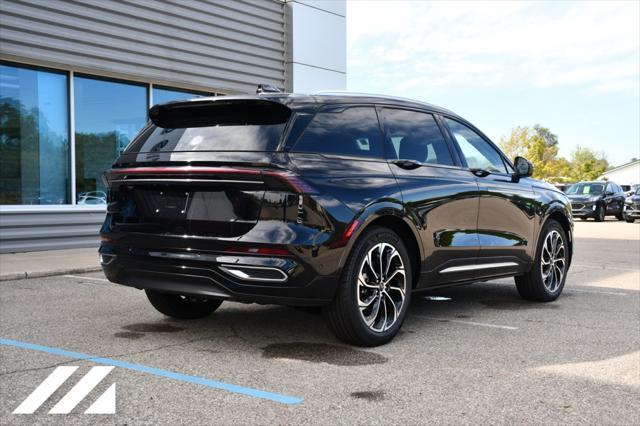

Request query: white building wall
[
  {"left": 286, "top": 0, "right": 346, "bottom": 93},
  {"left": 600, "top": 161, "right": 640, "bottom": 186}
]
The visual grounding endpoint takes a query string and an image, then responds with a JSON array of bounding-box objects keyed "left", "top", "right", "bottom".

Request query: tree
[
  {"left": 499, "top": 125, "right": 570, "bottom": 182},
  {"left": 568, "top": 146, "right": 609, "bottom": 181}
]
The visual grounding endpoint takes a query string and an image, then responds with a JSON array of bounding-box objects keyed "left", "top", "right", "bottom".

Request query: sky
[{"left": 346, "top": 0, "right": 640, "bottom": 167}]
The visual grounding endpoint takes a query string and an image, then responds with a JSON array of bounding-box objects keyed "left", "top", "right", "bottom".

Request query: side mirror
[{"left": 514, "top": 156, "right": 534, "bottom": 178}]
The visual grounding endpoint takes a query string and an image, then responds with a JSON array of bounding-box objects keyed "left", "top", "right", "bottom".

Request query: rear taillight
[
  {"left": 263, "top": 171, "right": 318, "bottom": 194},
  {"left": 104, "top": 167, "right": 317, "bottom": 194}
]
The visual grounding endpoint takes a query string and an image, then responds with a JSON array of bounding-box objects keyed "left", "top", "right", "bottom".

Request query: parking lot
[{"left": 1, "top": 219, "right": 638, "bottom": 425}]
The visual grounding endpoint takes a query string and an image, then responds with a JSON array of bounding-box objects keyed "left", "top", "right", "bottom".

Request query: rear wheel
[
  {"left": 515, "top": 220, "right": 568, "bottom": 302},
  {"left": 323, "top": 227, "right": 412, "bottom": 347},
  {"left": 145, "top": 290, "right": 222, "bottom": 319},
  {"left": 594, "top": 205, "right": 605, "bottom": 222}
]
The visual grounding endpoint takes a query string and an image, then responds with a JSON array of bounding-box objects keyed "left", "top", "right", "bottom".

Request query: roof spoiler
[{"left": 149, "top": 99, "right": 292, "bottom": 128}]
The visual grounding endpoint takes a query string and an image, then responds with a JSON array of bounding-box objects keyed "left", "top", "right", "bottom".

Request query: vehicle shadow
[{"left": 116, "top": 279, "right": 638, "bottom": 373}]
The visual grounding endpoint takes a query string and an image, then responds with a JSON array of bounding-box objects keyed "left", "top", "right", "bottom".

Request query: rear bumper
[{"left": 100, "top": 244, "right": 337, "bottom": 306}]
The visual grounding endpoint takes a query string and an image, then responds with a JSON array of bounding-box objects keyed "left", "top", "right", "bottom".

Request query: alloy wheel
[
  {"left": 540, "top": 230, "right": 566, "bottom": 293},
  {"left": 357, "top": 242, "right": 407, "bottom": 332}
]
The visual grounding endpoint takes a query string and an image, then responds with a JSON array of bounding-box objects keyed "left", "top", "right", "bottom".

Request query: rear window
[
  {"left": 125, "top": 124, "right": 286, "bottom": 153},
  {"left": 124, "top": 99, "right": 290, "bottom": 153},
  {"left": 292, "top": 106, "right": 383, "bottom": 158}
]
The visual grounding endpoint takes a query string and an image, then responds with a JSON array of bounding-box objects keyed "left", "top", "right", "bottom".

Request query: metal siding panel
[
  {"left": 0, "top": 211, "right": 103, "bottom": 253},
  {"left": 0, "top": 0, "right": 286, "bottom": 93},
  {"left": 1, "top": 7, "right": 285, "bottom": 70}
]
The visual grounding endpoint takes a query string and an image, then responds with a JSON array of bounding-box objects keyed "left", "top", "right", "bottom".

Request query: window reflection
[
  {"left": 0, "top": 64, "right": 69, "bottom": 205},
  {"left": 74, "top": 76, "right": 146, "bottom": 203},
  {"left": 152, "top": 87, "right": 210, "bottom": 105}
]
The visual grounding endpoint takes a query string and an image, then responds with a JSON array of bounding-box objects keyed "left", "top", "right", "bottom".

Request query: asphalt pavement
[{"left": 1, "top": 219, "right": 638, "bottom": 425}]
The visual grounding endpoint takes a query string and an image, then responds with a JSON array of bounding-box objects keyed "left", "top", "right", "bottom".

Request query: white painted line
[
  {"left": 13, "top": 366, "right": 78, "bottom": 414},
  {"left": 423, "top": 317, "right": 518, "bottom": 330},
  {"left": 64, "top": 275, "right": 109, "bottom": 282},
  {"left": 85, "top": 383, "right": 116, "bottom": 414},
  {"left": 572, "top": 263, "right": 639, "bottom": 272},
  {"left": 488, "top": 281, "right": 633, "bottom": 296},
  {"left": 49, "top": 366, "right": 114, "bottom": 414},
  {"left": 568, "top": 288, "right": 631, "bottom": 296}
]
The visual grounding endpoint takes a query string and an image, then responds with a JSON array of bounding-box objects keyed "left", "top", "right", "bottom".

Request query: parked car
[
  {"left": 77, "top": 191, "right": 107, "bottom": 205},
  {"left": 100, "top": 93, "right": 573, "bottom": 346},
  {"left": 625, "top": 183, "right": 639, "bottom": 197},
  {"left": 623, "top": 185, "right": 640, "bottom": 223},
  {"left": 566, "top": 181, "right": 626, "bottom": 221}
]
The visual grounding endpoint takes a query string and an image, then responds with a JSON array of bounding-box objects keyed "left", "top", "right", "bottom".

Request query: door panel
[
  {"left": 476, "top": 174, "right": 536, "bottom": 277},
  {"left": 391, "top": 165, "right": 480, "bottom": 286},
  {"left": 442, "top": 116, "right": 535, "bottom": 279},
  {"left": 378, "top": 108, "right": 480, "bottom": 287}
]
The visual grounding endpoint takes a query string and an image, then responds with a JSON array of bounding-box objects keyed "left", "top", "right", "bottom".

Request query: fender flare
[{"left": 538, "top": 201, "right": 573, "bottom": 265}]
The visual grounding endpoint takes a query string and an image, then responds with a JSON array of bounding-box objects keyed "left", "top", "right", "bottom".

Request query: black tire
[
  {"left": 515, "top": 219, "right": 568, "bottom": 302},
  {"left": 323, "top": 227, "right": 413, "bottom": 347},
  {"left": 594, "top": 204, "right": 605, "bottom": 222},
  {"left": 626, "top": 217, "right": 636, "bottom": 223},
  {"left": 615, "top": 212, "right": 624, "bottom": 221},
  {"left": 145, "top": 290, "right": 222, "bottom": 319}
]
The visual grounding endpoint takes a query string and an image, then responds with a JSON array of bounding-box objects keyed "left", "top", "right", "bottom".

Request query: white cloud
[{"left": 347, "top": 0, "right": 640, "bottom": 95}]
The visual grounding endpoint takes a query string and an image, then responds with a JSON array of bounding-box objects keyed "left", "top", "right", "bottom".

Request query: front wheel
[
  {"left": 323, "top": 227, "right": 412, "bottom": 347},
  {"left": 594, "top": 205, "right": 605, "bottom": 222},
  {"left": 626, "top": 216, "right": 636, "bottom": 223},
  {"left": 515, "top": 220, "right": 568, "bottom": 302},
  {"left": 145, "top": 290, "right": 222, "bottom": 319}
]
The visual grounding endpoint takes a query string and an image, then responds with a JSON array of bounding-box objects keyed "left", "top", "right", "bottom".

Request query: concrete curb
[{"left": 0, "top": 266, "right": 102, "bottom": 282}]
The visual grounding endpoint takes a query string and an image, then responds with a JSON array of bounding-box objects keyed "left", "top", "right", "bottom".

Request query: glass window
[
  {"left": 127, "top": 123, "right": 287, "bottom": 153},
  {"left": 293, "top": 106, "right": 383, "bottom": 158},
  {"left": 74, "top": 76, "right": 147, "bottom": 204},
  {"left": 0, "top": 64, "right": 69, "bottom": 205},
  {"left": 126, "top": 101, "right": 289, "bottom": 153},
  {"left": 445, "top": 118, "right": 507, "bottom": 173},
  {"left": 152, "top": 86, "right": 210, "bottom": 105},
  {"left": 567, "top": 183, "right": 604, "bottom": 195},
  {"left": 381, "top": 108, "right": 453, "bottom": 166}
]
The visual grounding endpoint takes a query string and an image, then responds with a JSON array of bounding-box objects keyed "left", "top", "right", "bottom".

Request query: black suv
[
  {"left": 100, "top": 93, "right": 573, "bottom": 346},
  {"left": 566, "top": 181, "right": 626, "bottom": 221}
]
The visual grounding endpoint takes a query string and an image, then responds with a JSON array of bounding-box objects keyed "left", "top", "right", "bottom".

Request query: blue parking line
[{"left": 0, "top": 337, "right": 302, "bottom": 405}]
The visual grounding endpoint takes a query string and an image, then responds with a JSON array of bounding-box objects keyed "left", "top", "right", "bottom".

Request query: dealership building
[{"left": 0, "top": 0, "right": 346, "bottom": 252}]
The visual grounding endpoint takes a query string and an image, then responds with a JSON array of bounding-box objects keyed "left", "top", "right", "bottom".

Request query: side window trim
[
  {"left": 440, "top": 115, "right": 512, "bottom": 175},
  {"left": 433, "top": 114, "right": 464, "bottom": 168}
]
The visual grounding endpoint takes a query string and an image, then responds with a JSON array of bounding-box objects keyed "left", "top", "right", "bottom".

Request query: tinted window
[
  {"left": 445, "top": 118, "right": 507, "bottom": 173},
  {"left": 74, "top": 76, "right": 147, "bottom": 203},
  {"left": 293, "top": 106, "right": 383, "bottom": 158},
  {"left": 381, "top": 108, "right": 454, "bottom": 166},
  {"left": 0, "top": 64, "right": 70, "bottom": 205},
  {"left": 128, "top": 123, "right": 286, "bottom": 153}
]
